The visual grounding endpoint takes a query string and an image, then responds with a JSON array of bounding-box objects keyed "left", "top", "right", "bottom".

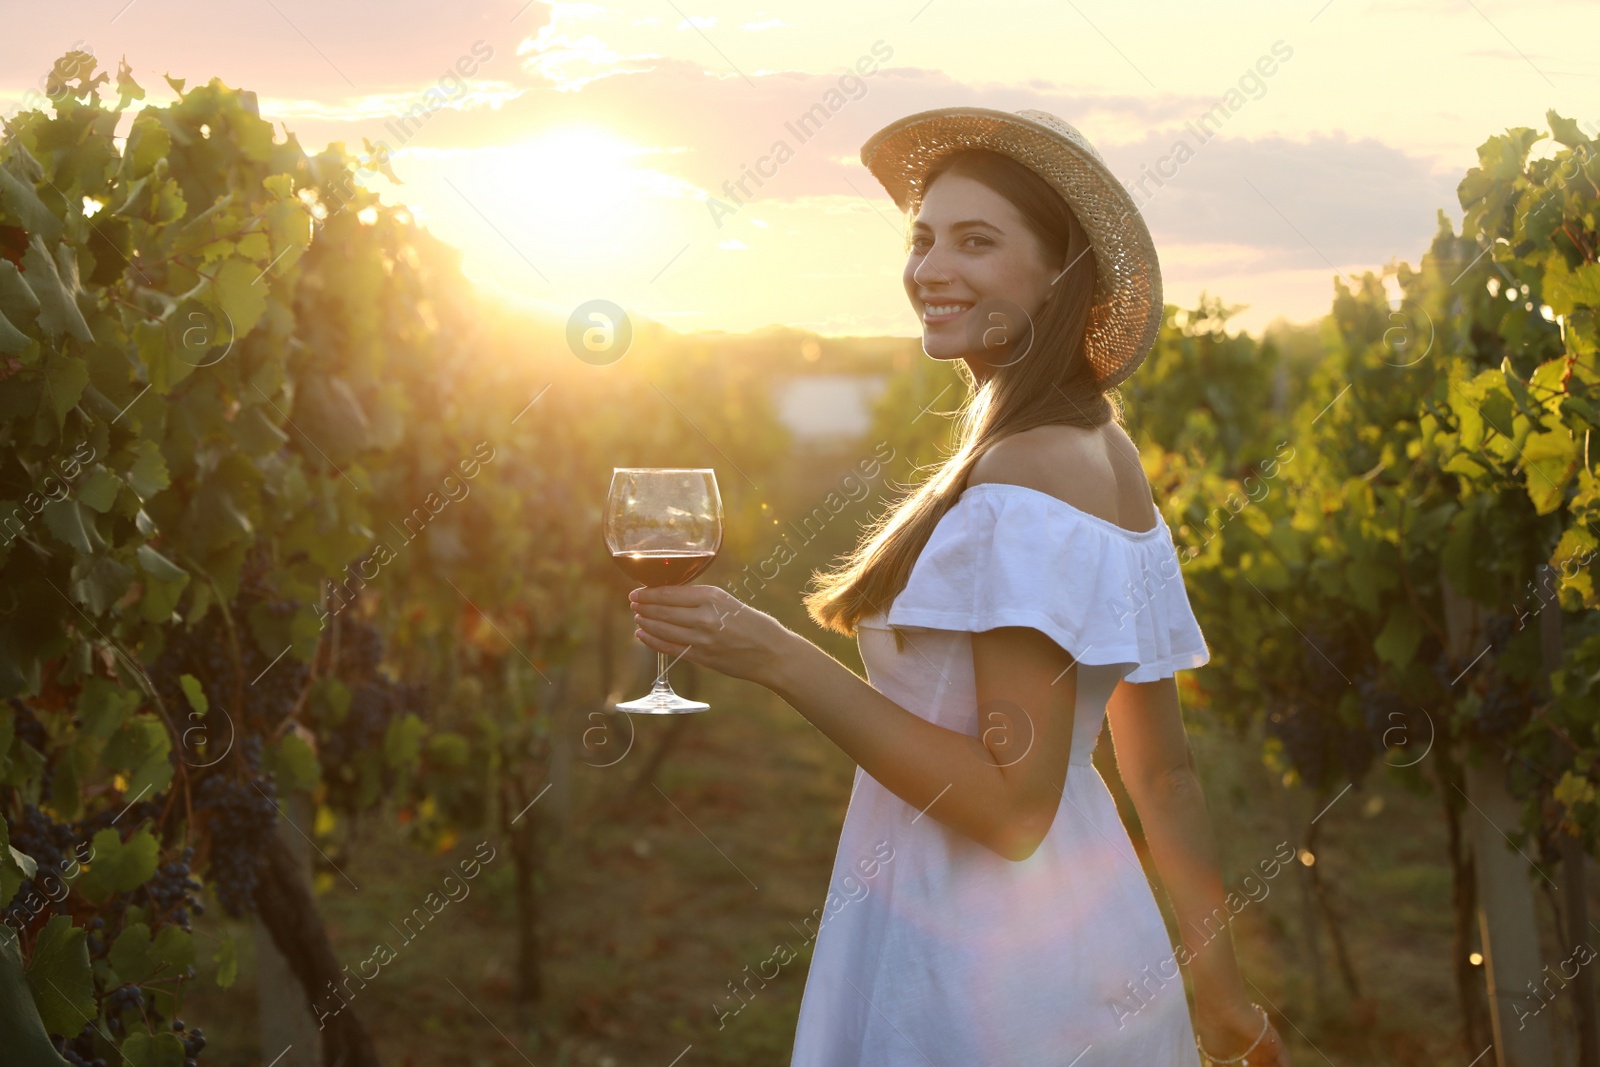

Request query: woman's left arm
[{"left": 630, "top": 583, "right": 1078, "bottom": 861}]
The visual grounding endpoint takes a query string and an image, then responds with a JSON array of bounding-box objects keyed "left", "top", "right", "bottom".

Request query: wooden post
[
  {"left": 1281, "top": 775, "right": 1327, "bottom": 1016},
  {"left": 255, "top": 791, "right": 321, "bottom": 1067},
  {"left": 548, "top": 650, "right": 574, "bottom": 837},
  {"left": 1539, "top": 563, "right": 1599, "bottom": 1067},
  {"left": 1441, "top": 569, "right": 1555, "bottom": 1066},
  {"left": 1271, "top": 338, "right": 1290, "bottom": 419}
]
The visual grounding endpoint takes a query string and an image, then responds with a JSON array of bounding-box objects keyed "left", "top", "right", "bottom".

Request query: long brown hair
[{"left": 802, "top": 148, "right": 1122, "bottom": 644}]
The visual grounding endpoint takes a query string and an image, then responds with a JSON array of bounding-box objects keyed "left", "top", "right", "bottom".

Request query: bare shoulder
[{"left": 967, "top": 423, "right": 1155, "bottom": 531}]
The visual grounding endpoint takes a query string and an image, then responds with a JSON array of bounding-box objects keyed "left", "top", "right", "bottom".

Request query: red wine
[{"left": 612, "top": 549, "right": 717, "bottom": 587}]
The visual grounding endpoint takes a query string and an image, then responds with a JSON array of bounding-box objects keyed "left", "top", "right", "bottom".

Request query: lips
[{"left": 922, "top": 301, "right": 972, "bottom": 325}]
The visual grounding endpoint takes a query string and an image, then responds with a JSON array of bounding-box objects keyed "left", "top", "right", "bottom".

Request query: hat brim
[{"left": 859, "top": 107, "right": 1163, "bottom": 390}]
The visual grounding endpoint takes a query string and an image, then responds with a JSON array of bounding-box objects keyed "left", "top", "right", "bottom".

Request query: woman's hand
[
  {"left": 630, "top": 584, "right": 798, "bottom": 690},
  {"left": 1194, "top": 1000, "right": 1292, "bottom": 1066}
]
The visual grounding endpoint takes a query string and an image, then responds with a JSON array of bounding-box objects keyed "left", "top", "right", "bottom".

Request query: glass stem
[{"left": 651, "top": 651, "right": 673, "bottom": 694}]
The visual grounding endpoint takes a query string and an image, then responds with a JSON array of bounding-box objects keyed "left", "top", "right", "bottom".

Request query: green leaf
[
  {"left": 0, "top": 704, "right": 12, "bottom": 780},
  {"left": 122, "top": 114, "right": 170, "bottom": 180},
  {"left": 151, "top": 924, "right": 194, "bottom": 972},
  {"left": 1548, "top": 109, "right": 1590, "bottom": 148},
  {"left": 1442, "top": 505, "right": 1493, "bottom": 601},
  {"left": 76, "top": 828, "right": 159, "bottom": 902},
  {"left": 76, "top": 465, "right": 120, "bottom": 512},
  {"left": 1545, "top": 256, "right": 1600, "bottom": 317},
  {"left": 114, "top": 57, "right": 146, "bottom": 112},
  {"left": 212, "top": 933, "right": 237, "bottom": 989},
  {"left": 230, "top": 403, "right": 291, "bottom": 457},
  {"left": 1374, "top": 606, "right": 1425, "bottom": 670},
  {"left": 76, "top": 676, "right": 141, "bottom": 740},
  {"left": 427, "top": 732, "right": 470, "bottom": 771},
  {"left": 24, "top": 915, "right": 95, "bottom": 1038},
  {"left": 0, "top": 307, "right": 33, "bottom": 356},
  {"left": 235, "top": 232, "right": 270, "bottom": 260},
  {"left": 20, "top": 237, "right": 92, "bottom": 344},
  {"left": 211, "top": 257, "right": 268, "bottom": 338},
  {"left": 42, "top": 352, "right": 89, "bottom": 425},
  {"left": 40, "top": 499, "right": 93, "bottom": 554},
  {"left": 127, "top": 440, "right": 170, "bottom": 500},
  {"left": 1480, "top": 387, "right": 1516, "bottom": 440},
  {"left": 0, "top": 928, "right": 73, "bottom": 1067},
  {"left": 178, "top": 674, "right": 208, "bottom": 715},
  {"left": 1, "top": 817, "right": 37, "bottom": 910},
  {"left": 109, "top": 923, "right": 194, "bottom": 985},
  {"left": 0, "top": 260, "right": 42, "bottom": 328},
  {"left": 1522, "top": 428, "right": 1582, "bottom": 514},
  {"left": 1501, "top": 360, "right": 1540, "bottom": 421},
  {"left": 135, "top": 544, "right": 190, "bottom": 623},
  {"left": 271, "top": 732, "right": 320, "bottom": 792},
  {"left": 108, "top": 922, "right": 155, "bottom": 982},
  {"left": 120, "top": 1032, "right": 185, "bottom": 1067},
  {"left": 73, "top": 554, "right": 133, "bottom": 615},
  {"left": 292, "top": 373, "right": 370, "bottom": 465},
  {"left": 103, "top": 714, "right": 173, "bottom": 803},
  {"left": 0, "top": 166, "right": 63, "bottom": 246},
  {"left": 48, "top": 749, "right": 82, "bottom": 822},
  {"left": 385, "top": 712, "right": 427, "bottom": 772}
]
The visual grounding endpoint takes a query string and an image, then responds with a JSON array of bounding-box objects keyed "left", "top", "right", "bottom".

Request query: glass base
[
  {"left": 615, "top": 691, "right": 710, "bottom": 714},
  {"left": 618, "top": 651, "right": 708, "bottom": 713}
]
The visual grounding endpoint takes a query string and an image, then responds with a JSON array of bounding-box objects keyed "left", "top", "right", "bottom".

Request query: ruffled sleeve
[{"left": 883, "top": 482, "right": 1209, "bottom": 682}]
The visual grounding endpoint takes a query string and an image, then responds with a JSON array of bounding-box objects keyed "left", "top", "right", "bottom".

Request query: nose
[{"left": 911, "top": 241, "right": 953, "bottom": 288}]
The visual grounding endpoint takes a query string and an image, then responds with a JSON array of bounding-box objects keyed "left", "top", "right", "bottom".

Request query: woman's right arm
[{"left": 1103, "top": 675, "right": 1293, "bottom": 1065}]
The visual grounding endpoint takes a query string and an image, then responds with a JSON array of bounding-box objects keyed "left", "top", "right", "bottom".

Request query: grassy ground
[{"left": 180, "top": 648, "right": 1587, "bottom": 1067}]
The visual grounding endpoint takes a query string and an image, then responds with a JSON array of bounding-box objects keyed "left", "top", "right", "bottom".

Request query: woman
[{"left": 630, "top": 107, "right": 1291, "bottom": 1066}]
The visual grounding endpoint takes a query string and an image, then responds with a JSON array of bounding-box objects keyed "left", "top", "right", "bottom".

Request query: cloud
[
  {"left": 2, "top": 0, "right": 552, "bottom": 100},
  {"left": 1101, "top": 130, "right": 1463, "bottom": 268}
]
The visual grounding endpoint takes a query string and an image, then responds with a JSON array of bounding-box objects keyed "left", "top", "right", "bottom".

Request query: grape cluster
[
  {"left": 9, "top": 698, "right": 54, "bottom": 793},
  {"left": 57, "top": 1048, "right": 107, "bottom": 1067},
  {"left": 133, "top": 848, "right": 205, "bottom": 931},
  {"left": 1482, "top": 610, "right": 1522, "bottom": 651},
  {"left": 150, "top": 620, "right": 234, "bottom": 716},
  {"left": 8, "top": 697, "right": 48, "bottom": 752},
  {"left": 1429, "top": 645, "right": 1461, "bottom": 693},
  {"left": 238, "top": 539, "right": 276, "bottom": 600},
  {"left": 1298, "top": 625, "right": 1355, "bottom": 696},
  {"left": 317, "top": 675, "right": 430, "bottom": 810},
  {"left": 85, "top": 798, "right": 163, "bottom": 833},
  {"left": 1267, "top": 699, "right": 1380, "bottom": 792},
  {"left": 340, "top": 618, "right": 383, "bottom": 678},
  {"left": 1425, "top": 613, "right": 1535, "bottom": 744},
  {"left": 192, "top": 752, "right": 279, "bottom": 918},
  {"left": 1356, "top": 665, "right": 1426, "bottom": 753},
  {"left": 102, "top": 985, "right": 144, "bottom": 1036},
  {"left": 151, "top": 602, "right": 309, "bottom": 736},
  {"left": 238, "top": 611, "right": 309, "bottom": 734},
  {"left": 54, "top": 1022, "right": 108, "bottom": 1067},
  {"left": 1470, "top": 671, "right": 1533, "bottom": 743},
  {"left": 3, "top": 804, "right": 81, "bottom": 928},
  {"left": 172, "top": 1018, "right": 207, "bottom": 1064}
]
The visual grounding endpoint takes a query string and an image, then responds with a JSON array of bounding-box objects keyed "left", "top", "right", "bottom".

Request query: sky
[{"left": 3, "top": 0, "right": 1597, "bottom": 341}]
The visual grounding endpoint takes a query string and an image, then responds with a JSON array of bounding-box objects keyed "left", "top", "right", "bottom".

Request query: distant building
[{"left": 774, "top": 374, "right": 888, "bottom": 447}]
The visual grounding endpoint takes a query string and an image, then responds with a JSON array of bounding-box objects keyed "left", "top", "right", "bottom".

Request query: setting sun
[{"left": 379, "top": 123, "right": 698, "bottom": 308}]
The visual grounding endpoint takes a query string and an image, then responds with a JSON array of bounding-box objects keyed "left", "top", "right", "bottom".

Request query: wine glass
[{"left": 604, "top": 468, "right": 723, "bottom": 713}]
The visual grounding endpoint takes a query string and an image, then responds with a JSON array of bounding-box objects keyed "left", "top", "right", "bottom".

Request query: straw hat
[{"left": 859, "top": 107, "right": 1162, "bottom": 391}]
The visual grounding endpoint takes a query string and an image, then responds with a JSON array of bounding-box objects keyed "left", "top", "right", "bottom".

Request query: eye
[{"left": 963, "top": 235, "right": 991, "bottom": 248}]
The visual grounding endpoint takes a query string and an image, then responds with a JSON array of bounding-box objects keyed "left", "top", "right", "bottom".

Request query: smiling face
[{"left": 904, "top": 170, "right": 1062, "bottom": 377}]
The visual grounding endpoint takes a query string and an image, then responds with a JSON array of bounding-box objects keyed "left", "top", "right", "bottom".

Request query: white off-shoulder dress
[{"left": 790, "top": 481, "right": 1211, "bottom": 1066}]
